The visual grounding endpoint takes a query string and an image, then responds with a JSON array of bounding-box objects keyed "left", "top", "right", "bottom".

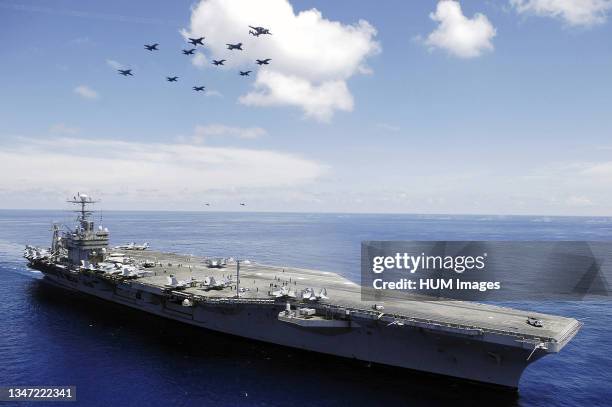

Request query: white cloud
[
  {"left": 510, "top": 0, "right": 612, "bottom": 26},
  {"left": 205, "top": 89, "right": 223, "bottom": 97},
  {"left": 423, "top": 0, "right": 496, "bottom": 58},
  {"left": 191, "top": 51, "right": 208, "bottom": 68},
  {"left": 376, "top": 123, "right": 400, "bottom": 132},
  {"left": 105, "top": 59, "right": 123, "bottom": 69},
  {"left": 238, "top": 70, "right": 353, "bottom": 122},
  {"left": 73, "top": 85, "right": 99, "bottom": 100},
  {"left": 566, "top": 195, "right": 593, "bottom": 206},
  {"left": 580, "top": 161, "right": 612, "bottom": 177},
  {"left": 182, "top": 0, "right": 380, "bottom": 121},
  {"left": 49, "top": 123, "right": 80, "bottom": 136},
  {"left": 0, "top": 137, "right": 326, "bottom": 204},
  {"left": 193, "top": 124, "right": 267, "bottom": 143}
]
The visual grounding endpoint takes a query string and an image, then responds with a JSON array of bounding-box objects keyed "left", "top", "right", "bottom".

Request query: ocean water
[{"left": 0, "top": 210, "right": 611, "bottom": 407}]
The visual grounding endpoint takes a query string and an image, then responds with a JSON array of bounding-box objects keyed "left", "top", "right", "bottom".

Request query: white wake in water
[{"left": 0, "top": 239, "right": 42, "bottom": 278}]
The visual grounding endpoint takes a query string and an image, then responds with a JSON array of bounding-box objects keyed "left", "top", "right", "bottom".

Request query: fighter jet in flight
[
  {"left": 203, "top": 203, "right": 210, "bottom": 206},
  {"left": 256, "top": 59, "right": 271, "bottom": 65},
  {"left": 166, "top": 76, "right": 178, "bottom": 82},
  {"left": 182, "top": 49, "right": 196, "bottom": 55},
  {"left": 193, "top": 86, "right": 205, "bottom": 92},
  {"left": 240, "top": 203, "right": 246, "bottom": 206},
  {"left": 188, "top": 37, "right": 205, "bottom": 46},
  {"left": 212, "top": 59, "right": 226, "bottom": 66},
  {"left": 239, "top": 71, "right": 252, "bottom": 76},
  {"left": 249, "top": 26, "right": 272, "bottom": 35},
  {"left": 226, "top": 43, "right": 243, "bottom": 50},
  {"left": 118, "top": 69, "right": 133, "bottom": 76},
  {"left": 144, "top": 43, "right": 159, "bottom": 51}
]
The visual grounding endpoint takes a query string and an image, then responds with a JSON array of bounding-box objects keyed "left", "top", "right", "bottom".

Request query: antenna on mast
[{"left": 66, "top": 193, "right": 99, "bottom": 222}]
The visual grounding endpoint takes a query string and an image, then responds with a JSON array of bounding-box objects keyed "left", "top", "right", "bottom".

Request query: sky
[{"left": 0, "top": 0, "right": 611, "bottom": 215}]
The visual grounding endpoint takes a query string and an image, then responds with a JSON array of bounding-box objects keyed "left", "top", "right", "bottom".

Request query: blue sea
[{"left": 1, "top": 210, "right": 611, "bottom": 407}]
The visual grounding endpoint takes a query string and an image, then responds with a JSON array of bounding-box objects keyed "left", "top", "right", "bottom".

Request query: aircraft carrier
[{"left": 24, "top": 194, "right": 582, "bottom": 389}]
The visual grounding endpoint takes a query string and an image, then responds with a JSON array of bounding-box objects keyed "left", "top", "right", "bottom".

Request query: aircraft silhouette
[
  {"left": 193, "top": 86, "right": 205, "bottom": 92},
  {"left": 240, "top": 203, "right": 246, "bottom": 206},
  {"left": 118, "top": 69, "right": 133, "bottom": 76},
  {"left": 226, "top": 43, "right": 243, "bottom": 50},
  {"left": 249, "top": 26, "right": 271, "bottom": 35},
  {"left": 188, "top": 37, "right": 205, "bottom": 46},
  {"left": 212, "top": 59, "right": 226, "bottom": 66},
  {"left": 182, "top": 49, "right": 196, "bottom": 55},
  {"left": 144, "top": 43, "right": 159, "bottom": 51},
  {"left": 256, "top": 59, "right": 271, "bottom": 65},
  {"left": 166, "top": 76, "right": 179, "bottom": 82},
  {"left": 239, "top": 71, "right": 252, "bottom": 76}
]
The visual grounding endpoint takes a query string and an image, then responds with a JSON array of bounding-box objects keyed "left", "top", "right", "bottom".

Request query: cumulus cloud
[
  {"left": 423, "top": 0, "right": 496, "bottom": 58},
  {"left": 191, "top": 51, "right": 208, "bottom": 68},
  {"left": 0, "top": 137, "right": 326, "bottom": 204},
  {"left": 73, "top": 85, "right": 99, "bottom": 100},
  {"left": 182, "top": 0, "right": 380, "bottom": 121},
  {"left": 238, "top": 71, "right": 353, "bottom": 122},
  {"left": 510, "top": 0, "right": 612, "bottom": 26},
  {"left": 192, "top": 124, "right": 267, "bottom": 143}
]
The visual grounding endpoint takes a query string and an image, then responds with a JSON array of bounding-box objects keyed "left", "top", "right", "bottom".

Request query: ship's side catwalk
[{"left": 24, "top": 194, "right": 581, "bottom": 390}]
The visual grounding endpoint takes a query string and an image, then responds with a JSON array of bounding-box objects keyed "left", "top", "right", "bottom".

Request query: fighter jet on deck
[
  {"left": 144, "top": 43, "right": 159, "bottom": 51},
  {"left": 182, "top": 49, "right": 196, "bottom": 55},
  {"left": 193, "top": 86, "right": 205, "bottom": 92},
  {"left": 256, "top": 59, "right": 271, "bottom": 65},
  {"left": 118, "top": 69, "right": 133, "bottom": 76},
  {"left": 249, "top": 26, "right": 272, "bottom": 35},
  {"left": 212, "top": 59, "right": 226, "bottom": 66},
  {"left": 226, "top": 43, "right": 243, "bottom": 50},
  {"left": 188, "top": 37, "right": 205, "bottom": 46},
  {"left": 166, "top": 76, "right": 178, "bottom": 82},
  {"left": 239, "top": 71, "right": 252, "bottom": 76}
]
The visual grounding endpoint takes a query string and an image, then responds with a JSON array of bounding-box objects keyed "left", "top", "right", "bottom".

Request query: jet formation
[{"left": 116, "top": 25, "right": 273, "bottom": 92}]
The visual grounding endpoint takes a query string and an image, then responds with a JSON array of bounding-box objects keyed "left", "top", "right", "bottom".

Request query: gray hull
[{"left": 34, "top": 263, "right": 548, "bottom": 389}]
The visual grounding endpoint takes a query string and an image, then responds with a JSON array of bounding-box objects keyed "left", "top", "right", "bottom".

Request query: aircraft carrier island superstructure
[{"left": 24, "top": 194, "right": 582, "bottom": 389}]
